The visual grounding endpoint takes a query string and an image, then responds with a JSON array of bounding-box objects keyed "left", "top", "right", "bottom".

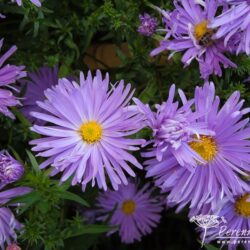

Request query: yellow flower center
[
  {"left": 235, "top": 194, "right": 250, "bottom": 217},
  {"left": 189, "top": 136, "right": 217, "bottom": 162},
  {"left": 194, "top": 20, "right": 214, "bottom": 46},
  {"left": 122, "top": 200, "right": 136, "bottom": 215},
  {"left": 80, "top": 121, "right": 103, "bottom": 144}
]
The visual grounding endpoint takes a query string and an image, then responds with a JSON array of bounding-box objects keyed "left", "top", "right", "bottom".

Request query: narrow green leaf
[
  {"left": 204, "top": 244, "right": 220, "bottom": 250},
  {"left": 7, "top": 191, "right": 40, "bottom": 205},
  {"left": 26, "top": 150, "right": 40, "bottom": 174},
  {"left": 11, "top": 107, "right": 31, "bottom": 128},
  {"left": 37, "top": 200, "right": 50, "bottom": 214},
  {"left": 57, "top": 177, "right": 73, "bottom": 191},
  {"left": 18, "top": 198, "right": 40, "bottom": 215},
  {"left": 64, "top": 224, "right": 113, "bottom": 239},
  {"left": 7, "top": 191, "right": 41, "bottom": 214},
  {"left": 8, "top": 146, "right": 24, "bottom": 165},
  {"left": 11, "top": 107, "right": 39, "bottom": 139},
  {"left": 138, "top": 81, "right": 158, "bottom": 103},
  {"left": 58, "top": 191, "right": 89, "bottom": 207},
  {"left": 33, "top": 21, "right": 40, "bottom": 37}
]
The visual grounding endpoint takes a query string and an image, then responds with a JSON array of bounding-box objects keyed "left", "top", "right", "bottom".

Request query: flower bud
[
  {"left": 137, "top": 13, "right": 158, "bottom": 37},
  {"left": 0, "top": 151, "right": 24, "bottom": 185},
  {"left": 6, "top": 243, "right": 21, "bottom": 250}
]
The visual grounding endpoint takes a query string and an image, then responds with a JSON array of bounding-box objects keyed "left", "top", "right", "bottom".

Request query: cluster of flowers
[
  {"left": 0, "top": 0, "right": 249, "bottom": 248},
  {"left": 139, "top": 0, "right": 250, "bottom": 79},
  {"left": 0, "top": 40, "right": 164, "bottom": 244},
  {"left": 2, "top": 61, "right": 248, "bottom": 247},
  {"left": 0, "top": 40, "right": 31, "bottom": 248},
  {"left": 0, "top": 41, "right": 32, "bottom": 249}
]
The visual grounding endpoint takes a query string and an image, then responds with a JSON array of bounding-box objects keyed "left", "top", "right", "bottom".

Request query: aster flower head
[
  {"left": 30, "top": 70, "right": 145, "bottom": 191},
  {"left": 21, "top": 65, "right": 59, "bottom": 124},
  {"left": 0, "top": 89, "right": 20, "bottom": 119},
  {"left": 0, "top": 39, "right": 26, "bottom": 119},
  {"left": 97, "top": 181, "right": 163, "bottom": 244},
  {"left": 14, "top": 0, "right": 41, "bottom": 7},
  {"left": 137, "top": 13, "right": 158, "bottom": 37},
  {"left": 146, "top": 82, "right": 250, "bottom": 212},
  {"left": 151, "top": 0, "right": 237, "bottom": 79},
  {"left": 0, "top": 151, "right": 24, "bottom": 186},
  {"left": 204, "top": 192, "right": 250, "bottom": 249},
  {"left": 0, "top": 187, "right": 31, "bottom": 249},
  {"left": 210, "top": 0, "right": 250, "bottom": 55},
  {"left": 0, "top": 40, "right": 25, "bottom": 86},
  {"left": 134, "top": 84, "right": 213, "bottom": 169},
  {"left": 0, "top": 208, "right": 21, "bottom": 249}
]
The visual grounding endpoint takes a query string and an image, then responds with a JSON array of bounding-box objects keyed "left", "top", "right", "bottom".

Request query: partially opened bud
[
  {"left": 0, "top": 151, "right": 24, "bottom": 185},
  {"left": 137, "top": 13, "right": 158, "bottom": 37}
]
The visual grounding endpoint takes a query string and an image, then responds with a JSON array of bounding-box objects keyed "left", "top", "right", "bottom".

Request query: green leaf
[
  {"left": 8, "top": 146, "right": 24, "bottom": 165},
  {"left": 37, "top": 200, "right": 50, "bottom": 214},
  {"left": 7, "top": 191, "right": 38, "bottom": 204},
  {"left": 26, "top": 150, "right": 40, "bottom": 174},
  {"left": 11, "top": 107, "right": 39, "bottom": 139},
  {"left": 116, "top": 47, "right": 127, "bottom": 64},
  {"left": 138, "top": 80, "right": 158, "bottom": 103},
  {"left": 11, "top": 107, "right": 31, "bottom": 128},
  {"left": 65, "top": 38, "right": 80, "bottom": 58},
  {"left": 64, "top": 224, "right": 113, "bottom": 239},
  {"left": 7, "top": 191, "right": 41, "bottom": 214},
  {"left": 204, "top": 244, "right": 220, "bottom": 250},
  {"left": 58, "top": 191, "right": 89, "bottom": 207},
  {"left": 59, "top": 64, "right": 70, "bottom": 78},
  {"left": 33, "top": 21, "right": 40, "bottom": 37},
  {"left": 57, "top": 177, "right": 73, "bottom": 191}
]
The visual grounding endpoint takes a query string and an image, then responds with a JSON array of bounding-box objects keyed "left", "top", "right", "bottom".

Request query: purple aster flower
[
  {"left": 0, "top": 89, "right": 20, "bottom": 119},
  {"left": 0, "top": 186, "right": 30, "bottom": 249},
  {"left": 134, "top": 84, "right": 213, "bottom": 170},
  {"left": 21, "top": 66, "right": 59, "bottom": 124},
  {"left": 0, "top": 151, "right": 24, "bottom": 187},
  {"left": 151, "top": 0, "right": 237, "bottom": 79},
  {"left": 0, "top": 39, "right": 26, "bottom": 119},
  {"left": 203, "top": 192, "right": 250, "bottom": 249},
  {"left": 0, "top": 207, "right": 22, "bottom": 249},
  {"left": 226, "top": 33, "right": 243, "bottom": 54},
  {"left": 146, "top": 82, "right": 250, "bottom": 212},
  {"left": 0, "top": 186, "right": 31, "bottom": 205},
  {"left": 30, "top": 70, "right": 145, "bottom": 191},
  {"left": 97, "top": 181, "right": 163, "bottom": 244},
  {"left": 137, "top": 13, "right": 158, "bottom": 37},
  {"left": 0, "top": 40, "right": 25, "bottom": 86},
  {"left": 14, "top": 0, "right": 41, "bottom": 7},
  {"left": 210, "top": 0, "right": 250, "bottom": 55}
]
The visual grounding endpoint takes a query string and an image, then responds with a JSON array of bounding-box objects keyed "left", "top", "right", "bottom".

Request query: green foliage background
[{"left": 0, "top": 0, "right": 249, "bottom": 249}]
